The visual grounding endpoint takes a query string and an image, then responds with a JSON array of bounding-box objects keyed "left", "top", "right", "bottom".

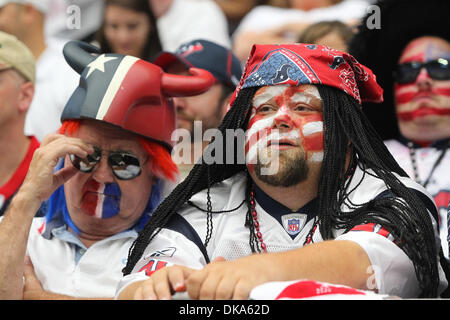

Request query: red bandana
[{"left": 233, "top": 43, "right": 384, "bottom": 105}]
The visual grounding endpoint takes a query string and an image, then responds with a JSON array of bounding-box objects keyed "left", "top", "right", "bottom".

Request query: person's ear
[{"left": 17, "top": 81, "right": 34, "bottom": 113}]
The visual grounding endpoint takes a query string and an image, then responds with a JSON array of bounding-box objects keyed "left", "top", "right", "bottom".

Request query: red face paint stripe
[
  {"left": 80, "top": 179, "right": 101, "bottom": 216},
  {"left": 397, "top": 107, "right": 450, "bottom": 121},
  {"left": 395, "top": 87, "right": 450, "bottom": 104},
  {"left": 303, "top": 132, "right": 323, "bottom": 152},
  {"left": 395, "top": 91, "right": 416, "bottom": 104},
  {"left": 435, "top": 87, "right": 450, "bottom": 96}
]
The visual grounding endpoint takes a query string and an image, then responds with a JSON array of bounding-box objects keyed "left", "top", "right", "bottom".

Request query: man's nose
[
  {"left": 91, "top": 157, "right": 115, "bottom": 183},
  {"left": 416, "top": 67, "right": 433, "bottom": 90},
  {"left": 273, "top": 110, "right": 294, "bottom": 130}
]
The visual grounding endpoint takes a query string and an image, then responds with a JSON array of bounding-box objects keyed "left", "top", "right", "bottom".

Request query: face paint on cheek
[
  {"left": 394, "top": 83, "right": 416, "bottom": 104},
  {"left": 395, "top": 84, "right": 450, "bottom": 121},
  {"left": 80, "top": 179, "right": 121, "bottom": 219},
  {"left": 300, "top": 116, "right": 324, "bottom": 162},
  {"left": 435, "top": 87, "right": 450, "bottom": 97}
]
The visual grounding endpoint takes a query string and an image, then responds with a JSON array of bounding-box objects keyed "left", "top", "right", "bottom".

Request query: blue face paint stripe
[{"left": 100, "top": 183, "right": 121, "bottom": 218}]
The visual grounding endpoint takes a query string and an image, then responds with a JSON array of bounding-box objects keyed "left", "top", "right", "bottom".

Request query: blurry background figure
[
  {"left": 0, "top": 0, "right": 79, "bottom": 142},
  {"left": 232, "top": 0, "right": 369, "bottom": 62},
  {"left": 149, "top": 0, "right": 231, "bottom": 52},
  {"left": 95, "top": 0, "right": 162, "bottom": 61},
  {"left": 213, "top": 0, "right": 291, "bottom": 35},
  {"left": 153, "top": 39, "right": 242, "bottom": 180},
  {"left": 44, "top": 0, "right": 104, "bottom": 43},
  {"left": 297, "top": 20, "right": 354, "bottom": 52},
  {"left": 349, "top": 0, "right": 450, "bottom": 261},
  {"left": 0, "top": 31, "right": 38, "bottom": 216},
  {"left": 213, "top": 0, "right": 259, "bottom": 35}
]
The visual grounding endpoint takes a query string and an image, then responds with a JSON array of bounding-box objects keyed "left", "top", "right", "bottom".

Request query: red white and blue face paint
[
  {"left": 80, "top": 179, "right": 121, "bottom": 219},
  {"left": 245, "top": 85, "right": 324, "bottom": 172},
  {"left": 394, "top": 37, "right": 450, "bottom": 142},
  {"left": 395, "top": 38, "right": 450, "bottom": 119}
]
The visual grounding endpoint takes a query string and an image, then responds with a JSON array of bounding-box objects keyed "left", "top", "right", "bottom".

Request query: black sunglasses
[
  {"left": 69, "top": 146, "right": 147, "bottom": 180},
  {"left": 394, "top": 58, "right": 450, "bottom": 84}
]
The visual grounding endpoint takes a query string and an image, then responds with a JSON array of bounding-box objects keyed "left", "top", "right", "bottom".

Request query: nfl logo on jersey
[
  {"left": 288, "top": 219, "right": 300, "bottom": 234},
  {"left": 282, "top": 213, "right": 307, "bottom": 237}
]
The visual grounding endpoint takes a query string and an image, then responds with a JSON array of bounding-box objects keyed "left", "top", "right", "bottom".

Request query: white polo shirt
[{"left": 23, "top": 217, "right": 136, "bottom": 298}]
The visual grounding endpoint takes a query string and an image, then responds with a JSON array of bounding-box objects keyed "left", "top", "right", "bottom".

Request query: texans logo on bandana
[{"left": 242, "top": 48, "right": 321, "bottom": 89}]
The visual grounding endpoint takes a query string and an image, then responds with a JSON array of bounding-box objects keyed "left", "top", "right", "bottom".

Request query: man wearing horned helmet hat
[{"left": 0, "top": 40, "right": 214, "bottom": 299}]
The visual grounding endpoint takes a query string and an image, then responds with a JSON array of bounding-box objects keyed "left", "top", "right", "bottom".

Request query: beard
[{"left": 254, "top": 147, "right": 309, "bottom": 187}]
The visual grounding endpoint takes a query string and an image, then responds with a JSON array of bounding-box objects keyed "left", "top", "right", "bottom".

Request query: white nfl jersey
[
  {"left": 116, "top": 164, "right": 447, "bottom": 298},
  {"left": 385, "top": 139, "right": 450, "bottom": 259}
]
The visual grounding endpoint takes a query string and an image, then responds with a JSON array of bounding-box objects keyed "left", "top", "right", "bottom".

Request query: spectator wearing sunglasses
[
  {"left": 0, "top": 40, "right": 215, "bottom": 299},
  {"left": 349, "top": 0, "right": 450, "bottom": 267}
]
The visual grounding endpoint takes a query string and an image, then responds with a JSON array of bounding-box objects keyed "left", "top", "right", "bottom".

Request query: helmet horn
[
  {"left": 63, "top": 40, "right": 101, "bottom": 75},
  {"left": 161, "top": 67, "right": 216, "bottom": 97}
]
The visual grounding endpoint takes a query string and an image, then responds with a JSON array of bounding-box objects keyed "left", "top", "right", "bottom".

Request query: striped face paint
[
  {"left": 80, "top": 179, "right": 121, "bottom": 219},
  {"left": 245, "top": 84, "right": 324, "bottom": 171},
  {"left": 395, "top": 37, "right": 450, "bottom": 121}
]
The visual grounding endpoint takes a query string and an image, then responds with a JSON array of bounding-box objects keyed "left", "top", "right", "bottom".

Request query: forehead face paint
[
  {"left": 395, "top": 37, "right": 450, "bottom": 122},
  {"left": 245, "top": 85, "right": 324, "bottom": 168},
  {"left": 80, "top": 179, "right": 121, "bottom": 219}
]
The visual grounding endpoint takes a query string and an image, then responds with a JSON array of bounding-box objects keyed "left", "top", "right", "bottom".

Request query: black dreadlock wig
[
  {"left": 123, "top": 84, "right": 441, "bottom": 297},
  {"left": 348, "top": 0, "right": 450, "bottom": 141}
]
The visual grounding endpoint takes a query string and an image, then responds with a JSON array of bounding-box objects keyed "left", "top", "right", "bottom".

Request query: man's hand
[
  {"left": 132, "top": 264, "right": 196, "bottom": 300},
  {"left": 20, "top": 133, "right": 93, "bottom": 203},
  {"left": 185, "top": 255, "right": 271, "bottom": 300}
]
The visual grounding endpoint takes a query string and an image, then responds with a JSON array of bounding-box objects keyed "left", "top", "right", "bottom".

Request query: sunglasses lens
[
  {"left": 395, "top": 63, "right": 420, "bottom": 84},
  {"left": 427, "top": 59, "right": 450, "bottom": 80},
  {"left": 108, "top": 153, "right": 141, "bottom": 180},
  {"left": 396, "top": 59, "right": 450, "bottom": 83},
  {"left": 69, "top": 147, "right": 101, "bottom": 173},
  {"left": 69, "top": 154, "right": 97, "bottom": 172}
]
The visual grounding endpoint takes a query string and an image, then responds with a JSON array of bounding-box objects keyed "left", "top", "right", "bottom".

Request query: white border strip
[{"left": 96, "top": 55, "right": 139, "bottom": 120}]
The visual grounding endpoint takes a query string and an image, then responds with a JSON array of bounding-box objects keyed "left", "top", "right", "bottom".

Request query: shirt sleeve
[
  {"left": 114, "top": 227, "right": 208, "bottom": 299},
  {"left": 335, "top": 230, "right": 420, "bottom": 297}
]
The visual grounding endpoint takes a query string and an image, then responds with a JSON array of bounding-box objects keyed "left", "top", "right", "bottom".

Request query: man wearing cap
[
  {"left": 118, "top": 43, "right": 448, "bottom": 300},
  {"left": 0, "top": 0, "right": 79, "bottom": 142},
  {"left": 0, "top": 40, "right": 215, "bottom": 299},
  {"left": 153, "top": 39, "right": 243, "bottom": 180},
  {"left": 0, "top": 31, "right": 38, "bottom": 216}
]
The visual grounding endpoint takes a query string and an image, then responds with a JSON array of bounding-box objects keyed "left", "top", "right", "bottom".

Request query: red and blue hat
[
  {"left": 61, "top": 41, "right": 216, "bottom": 150},
  {"left": 153, "top": 39, "right": 243, "bottom": 90},
  {"left": 233, "top": 43, "right": 383, "bottom": 105}
]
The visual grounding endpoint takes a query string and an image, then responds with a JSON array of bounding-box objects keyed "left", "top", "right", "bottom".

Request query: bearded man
[{"left": 118, "top": 44, "right": 448, "bottom": 300}]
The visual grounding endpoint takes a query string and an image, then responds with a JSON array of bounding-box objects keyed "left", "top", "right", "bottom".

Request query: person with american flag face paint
[
  {"left": 349, "top": 0, "right": 450, "bottom": 274},
  {"left": 118, "top": 43, "right": 448, "bottom": 300},
  {"left": 0, "top": 40, "right": 215, "bottom": 299}
]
